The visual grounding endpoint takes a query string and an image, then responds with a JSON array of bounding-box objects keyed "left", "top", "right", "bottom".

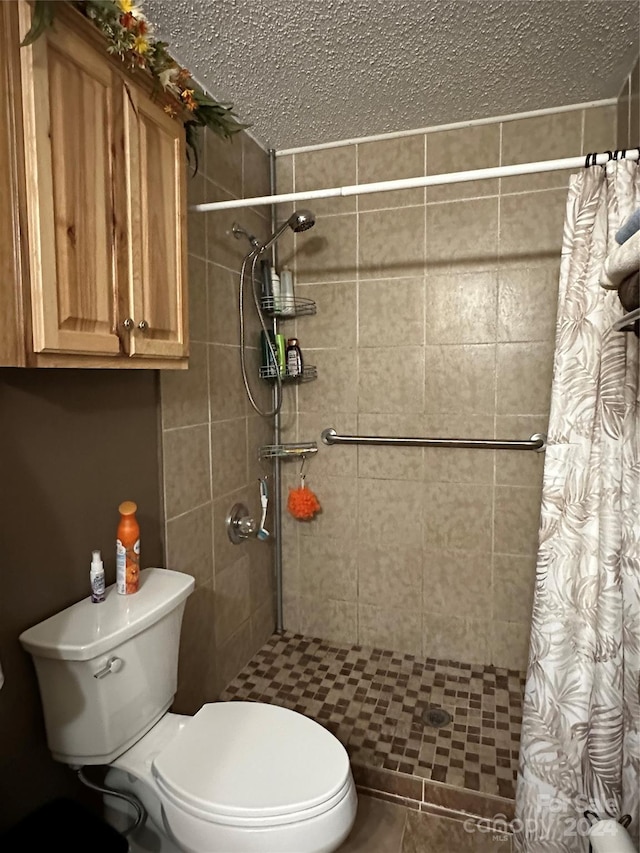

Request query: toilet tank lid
[{"left": 19, "top": 568, "right": 194, "bottom": 661}]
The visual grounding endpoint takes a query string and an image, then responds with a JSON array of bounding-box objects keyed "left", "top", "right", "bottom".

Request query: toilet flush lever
[{"left": 94, "top": 656, "right": 123, "bottom": 679}]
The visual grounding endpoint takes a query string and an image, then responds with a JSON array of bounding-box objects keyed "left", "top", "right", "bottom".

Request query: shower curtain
[{"left": 514, "top": 160, "right": 640, "bottom": 852}]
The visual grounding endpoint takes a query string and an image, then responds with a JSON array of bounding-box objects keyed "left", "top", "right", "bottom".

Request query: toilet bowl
[
  {"left": 19, "top": 568, "right": 357, "bottom": 853},
  {"left": 106, "top": 703, "right": 357, "bottom": 853}
]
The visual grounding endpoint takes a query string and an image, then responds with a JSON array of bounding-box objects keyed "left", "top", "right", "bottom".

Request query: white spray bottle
[{"left": 90, "top": 549, "right": 105, "bottom": 603}]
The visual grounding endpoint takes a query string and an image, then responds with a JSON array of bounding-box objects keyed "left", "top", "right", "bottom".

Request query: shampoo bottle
[
  {"left": 270, "top": 266, "right": 281, "bottom": 313},
  {"left": 90, "top": 550, "right": 105, "bottom": 603},
  {"left": 286, "top": 337, "right": 304, "bottom": 377},
  {"left": 260, "top": 259, "right": 273, "bottom": 305},
  {"left": 260, "top": 330, "right": 277, "bottom": 376},
  {"left": 275, "top": 333, "right": 287, "bottom": 375},
  {"left": 116, "top": 501, "right": 140, "bottom": 595},
  {"left": 280, "top": 266, "right": 295, "bottom": 316}
]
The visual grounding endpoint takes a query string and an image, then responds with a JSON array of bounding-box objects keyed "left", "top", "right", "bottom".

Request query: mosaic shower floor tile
[{"left": 221, "top": 632, "right": 526, "bottom": 801}]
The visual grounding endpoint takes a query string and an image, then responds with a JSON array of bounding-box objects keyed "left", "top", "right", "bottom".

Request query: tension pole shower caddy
[
  {"left": 265, "top": 151, "right": 320, "bottom": 633},
  {"left": 208, "top": 145, "right": 639, "bottom": 636}
]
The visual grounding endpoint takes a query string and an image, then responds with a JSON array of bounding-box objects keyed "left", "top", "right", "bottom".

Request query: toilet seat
[{"left": 152, "top": 702, "right": 353, "bottom": 828}]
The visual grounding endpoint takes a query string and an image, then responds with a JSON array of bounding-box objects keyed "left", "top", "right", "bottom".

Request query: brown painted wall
[{"left": 0, "top": 368, "right": 163, "bottom": 830}]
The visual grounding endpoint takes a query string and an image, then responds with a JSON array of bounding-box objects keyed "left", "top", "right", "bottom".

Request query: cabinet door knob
[
  {"left": 138, "top": 320, "right": 149, "bottom": 331},
  {"left": 122, "top": 318, "right": 134, "bottom": 330}
]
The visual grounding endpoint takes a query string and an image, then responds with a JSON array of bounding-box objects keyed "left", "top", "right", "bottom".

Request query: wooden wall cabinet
[{"left": 0, "top": 1, "right": 188, "bottom": 368}]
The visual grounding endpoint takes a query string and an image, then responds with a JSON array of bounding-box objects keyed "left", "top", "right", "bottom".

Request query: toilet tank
[{"left": 19, "top": 568, "right": 194, "bottom": 767}]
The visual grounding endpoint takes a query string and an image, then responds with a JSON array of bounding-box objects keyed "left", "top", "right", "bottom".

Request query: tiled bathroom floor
[
  {"left": 337, "top": 795, "right": 513, "bottom": 852},
  {"left": 221, "top": 632, "right": 526, "bottom": 801}
]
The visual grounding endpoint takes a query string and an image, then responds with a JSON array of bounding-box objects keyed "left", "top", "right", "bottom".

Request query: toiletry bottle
[
  {"left": 116, "top": 501, "right": 140, "bottom": 595},
  {"left": 280, "top": 266, "right": 295, "bottom": 316},
  {"left": 270, "top": 266, "right": 281, "bottom": 313},
  {"left": 275, "top": 334, "right": 287, "bottom": 376},
  {"left": 260, "top": 260, "right": 273, "bottom": 308},
  {"left": 260, "top": 330, "right": 278, "bottom": 377},
  {"left": 90, "top": 550, "right": 105, "bottom": 603},
  {"left": 286, "top": 337, "right": 304, "bottom": 377}
]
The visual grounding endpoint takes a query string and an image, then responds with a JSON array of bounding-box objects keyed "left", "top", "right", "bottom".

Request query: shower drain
[{"left": 421, "top": 706, "right": 453, "bottom": 729}]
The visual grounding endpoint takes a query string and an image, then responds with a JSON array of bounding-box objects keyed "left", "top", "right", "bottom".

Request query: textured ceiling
[{"left": 144, "top": 0, "right": 639, "bottom": 151}]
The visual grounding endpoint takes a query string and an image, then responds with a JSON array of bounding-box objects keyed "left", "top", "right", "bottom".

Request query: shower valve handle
[
  {"left": 226, "top": 503, "right": 257, "bottom": 544},
  {"left": 238, "top": 516, "right": 257, "bottom": 536}
]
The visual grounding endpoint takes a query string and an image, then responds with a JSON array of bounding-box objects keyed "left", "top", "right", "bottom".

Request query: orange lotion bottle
[{"left": 116, "top": 501, "right": 140, "bottom": 595}]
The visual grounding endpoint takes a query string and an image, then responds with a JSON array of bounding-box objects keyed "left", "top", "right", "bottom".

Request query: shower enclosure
[
  {"left": 164, "top": 100, "right": 632, "bottom": 828},
  {"left": 217, "top": 117, "right": 578, "bottom": 818}
]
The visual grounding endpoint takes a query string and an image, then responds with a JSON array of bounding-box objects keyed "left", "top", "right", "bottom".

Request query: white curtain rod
[{"left": 190, "top": 148, "right": 640, "bottom": 214}]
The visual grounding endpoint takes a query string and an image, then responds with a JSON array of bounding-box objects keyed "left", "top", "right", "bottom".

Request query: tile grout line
[
  {"left": 491, "top": 121, "right": 504, "bottom": 641},
  {"left": 205, "top": 261, "right": 216, "bottom": 586},
  {"left": 422, "top": 131, "right": 428, "bottom": 660},
  {"left": 355, "top": 140, "right": 361, "bottom": 647}
]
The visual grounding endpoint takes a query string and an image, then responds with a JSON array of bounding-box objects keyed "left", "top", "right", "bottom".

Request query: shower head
[
  {"left": 288, "top": 209, "right": 315, "bottom": 233},
  {"left": 260, "top": 209, "right": 316, "bottom": 254}
]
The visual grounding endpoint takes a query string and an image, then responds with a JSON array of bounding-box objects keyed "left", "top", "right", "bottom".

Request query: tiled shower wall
[
  {"left": 276, "top": 103, "right": 616, "bottom": 670},
  {"left": 160, "top": 128, "right": 275, "bottom": 709},
  {"left": 617, "top": 55, "right": 640, "bottom": 148}
]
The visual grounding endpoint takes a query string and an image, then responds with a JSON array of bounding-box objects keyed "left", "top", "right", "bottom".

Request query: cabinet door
[
  {"left": 0, "top": 2, "right": 25, "bottom": 365},
  {"left": 123, "top": 83, "right": 188, "bottom": 359},
  {"left": 18, "top": 2, "right": 122, "bottom": 356}
]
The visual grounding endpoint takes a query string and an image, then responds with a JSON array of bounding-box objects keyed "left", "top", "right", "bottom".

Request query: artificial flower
[
  {"left": 158, "top": 66, "right": 180, "bottom": 94},
  {"left": 133, "top": 34, "right": 149, "bottom": 54},
  {"left": 180, "top": 88, "right": 198, "bottom": 112},
  {"left": 117, "top": 0, "right": 147, "bottom": 23},
  {"left": 119, "top": 12, "right": 133, "bottom": 28},
  {"left": 176, "top": 67, "right": 191, "bottom": 88},
  {"left": 24, "top": 0, "right": 248, "bottom": 172}
]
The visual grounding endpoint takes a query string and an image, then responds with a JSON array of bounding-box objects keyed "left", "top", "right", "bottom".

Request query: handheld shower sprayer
[
  {"left": 234, "top": 210, "right": 316, "bottom": 256},
  {"left": 258, "top": 209, "right": 316, "bottom": 255}
]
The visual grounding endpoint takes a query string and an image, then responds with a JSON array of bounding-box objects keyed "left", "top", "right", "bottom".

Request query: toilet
[{"left": 19, "top": 568, "right": 357, "bottom": 853}]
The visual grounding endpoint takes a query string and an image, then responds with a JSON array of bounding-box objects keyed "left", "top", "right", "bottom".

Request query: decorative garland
[{"left": 22, "top": 0, "right": 248, "bottom": 170}]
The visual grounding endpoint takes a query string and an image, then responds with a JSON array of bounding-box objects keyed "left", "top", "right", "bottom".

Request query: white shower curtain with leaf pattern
[{"left": 514, "top": 160, "right": 640, "bottom": 852}]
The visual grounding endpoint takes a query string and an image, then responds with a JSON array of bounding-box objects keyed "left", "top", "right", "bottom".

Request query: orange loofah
[{"left": 287, "top": 482, "right": 321, "bottom": 520}]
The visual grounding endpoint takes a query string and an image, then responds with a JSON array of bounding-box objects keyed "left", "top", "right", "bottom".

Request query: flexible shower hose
[{"left": 239, "top": 249, "right": 284, "bottom": 417}]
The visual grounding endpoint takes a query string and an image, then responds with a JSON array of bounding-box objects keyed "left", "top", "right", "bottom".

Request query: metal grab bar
[{"left": 321, "top": 428, "right": 547, "bottom": 452}]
